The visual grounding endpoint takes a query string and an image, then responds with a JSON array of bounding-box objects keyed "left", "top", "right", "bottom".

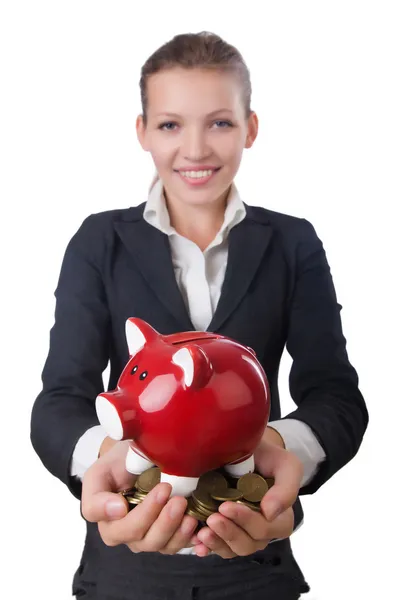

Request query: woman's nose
[{"left": 181, "top": 128, "right": 210, "bottom": 160}]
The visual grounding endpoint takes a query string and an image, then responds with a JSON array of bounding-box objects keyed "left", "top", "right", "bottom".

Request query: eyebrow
[{"left": 155, "top": 109, "right": 234, "bottom": 118}]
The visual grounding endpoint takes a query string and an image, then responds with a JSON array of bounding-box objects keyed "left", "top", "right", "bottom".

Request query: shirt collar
[{"left": 143, "top": 173, "right": 246, "bottom": 239}]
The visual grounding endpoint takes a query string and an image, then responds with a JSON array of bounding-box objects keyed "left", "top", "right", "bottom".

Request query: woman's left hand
[{"left": 193, "top": 428, "right": 303, "bottom": 558}]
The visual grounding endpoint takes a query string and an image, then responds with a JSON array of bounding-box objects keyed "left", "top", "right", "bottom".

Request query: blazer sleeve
[
  {"left": 30, "top": 215, "right": 111, "bottom": 500},
  {"left": 283, "top": 219, "right": 369, "bottom": 494}
]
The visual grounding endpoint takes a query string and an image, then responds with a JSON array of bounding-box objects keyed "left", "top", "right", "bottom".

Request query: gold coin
[
  {"left": 186, "top": 498, "right": 208, "bottom": 521},
  {"left": 186, "top": 509, "right": 205, "bottom": 521},
  {"left": 187, "top": 509, "right": 209, "bottom": 521},
  {"left": 133, "top": 492, "right": 147, "bottom": 501},
  {"left": 265, "top": 477, "right": 275, "bottom": 489},
  {"left": 190, "top": 508, "right": 212, "bottom": 520},
  {"left": 197, "top": 471, "right": 228, "bottom": 494},
  {"left": 136, "top": 467, "right": 161, "bottom": 493},
  {"left": 213, "top": 480, "right": 232, "bottom": 500},
  {"left": 192, "top": 506, "right": 215, "bottom": 521},
  {"left": 120, "top": 487, "right": 136, "bottom": 496},
  {"left": 192, "top": 505, "right": 214, "bottom": 518},
  {"left": 236, "top": 499, "right": 262, "bottom": 513},
  {"left": 193, "top": 488, "right": 220, "bottom": 512},
  {"left": 125, "top": 495, "right": 141, "bottom": 505},
  {"left": 191, "top": 495, "right": 217, "bottom": 517},
  {"left": 211, "top": 488, "right": 244, "bottom": 502},
  {"left": 237, "top": 473, "right": 268, "bottom": 503}
]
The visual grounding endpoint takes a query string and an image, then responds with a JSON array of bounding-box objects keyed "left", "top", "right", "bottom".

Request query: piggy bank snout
[{"left": 96, "top": 394, "right": 125, "bottom": 441}]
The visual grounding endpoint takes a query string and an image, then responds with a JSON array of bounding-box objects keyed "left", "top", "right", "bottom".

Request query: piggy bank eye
[
  {"left": 139, "top": 371, "right": 148, "bottom": 380},
  {"left": 131, "top": 365, "right": 138, "bottom": 375}
]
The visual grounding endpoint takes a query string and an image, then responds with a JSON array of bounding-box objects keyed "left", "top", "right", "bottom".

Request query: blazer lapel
[
  {"left": 114, "top": 202, "right": 273, "bottom": 334},
  {"left": 207, "top": 205, "right": 273, "bottom": 332},
  {"left": 114, "top": 208, "right": 195, "bottom": 331}
]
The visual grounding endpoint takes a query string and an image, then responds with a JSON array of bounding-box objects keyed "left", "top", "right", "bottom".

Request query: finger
[
  {"left": 263, "top": 506, "right": 294, "bottom": 540},
  {"left": 218, "top": 504, "right": 293, "bottom": 544},
  {"left": 205, "top": 513, "right": 259, "bottom": 557},
  {"left": 159, "top": 514, "right": 199, "bottom": 554},
  {"left": 190, "top": 532, "right": 201, "bottom": 545},
  {"left": 83, "top": 490, "right": 129, "bottom": 523},
  {"left": 81, "top": 441, "right": 136, "bottom": 523},
  {"left": 82, "top": 463, "right": 131, "bottom": 523},
  {"left": 141, "top": 496, "right": 188, "bottom": 552},
  {"left": 99, "top": 483, "right": 171, "bottom": 547},
  {"left": 218, "top": 502, "right": 271, "bottom": 541},
  {"left": 196, "top": 524, "right": 236, "bottom": 559},
  {"left": 255, "top": 442, "right": 303, "bottom": 521},
  {"left": 195, "top": 543, "right": 212, "bottom": 558},
  {"left": 217, "top": 503, "right": 293, "bottom": 546}
]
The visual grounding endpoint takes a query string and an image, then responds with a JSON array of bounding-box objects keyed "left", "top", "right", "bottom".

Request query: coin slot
[{"left": 171, "top": 335, "right": 219, "bottom": 345}]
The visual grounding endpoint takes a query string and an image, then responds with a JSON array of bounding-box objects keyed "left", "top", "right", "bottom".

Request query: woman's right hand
[{"left": 81, "top": 440, "right": 200, "bottom": 554}]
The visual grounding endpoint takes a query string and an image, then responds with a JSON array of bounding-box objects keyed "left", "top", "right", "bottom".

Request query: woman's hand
[
  {"left": 193, "top": 430, "right": 304, "bottom": 558},
  {"left": 81, "top": 441, "right": 199, "bottom": 555}
]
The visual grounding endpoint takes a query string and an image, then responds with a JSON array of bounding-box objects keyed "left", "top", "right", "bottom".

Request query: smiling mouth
[
  {"left": 174, "top": 167, "right": 222, "bottom": 173},
  {"left": 174, "top": 167, "right": 222, "bottom": 185}
]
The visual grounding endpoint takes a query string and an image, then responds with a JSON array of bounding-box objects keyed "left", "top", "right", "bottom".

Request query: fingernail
[
  {"left": 220, "top": 504, "right": 238, "bottom": 519},
  {"left": 266, "top": 501, "right": 282, "bottom": 521},
  {"left": 105, "top": 500, "right": 126, "bottom": 519}
]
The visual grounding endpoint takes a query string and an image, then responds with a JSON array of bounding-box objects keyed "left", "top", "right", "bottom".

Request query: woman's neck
[{"left": 164, "top": 187, "right": 230, "bottom": 251}]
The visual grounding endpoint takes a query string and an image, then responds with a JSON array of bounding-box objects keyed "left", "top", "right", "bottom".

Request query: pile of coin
[{"left": 120, "top": 467, "right": 274, "bottom": 523}]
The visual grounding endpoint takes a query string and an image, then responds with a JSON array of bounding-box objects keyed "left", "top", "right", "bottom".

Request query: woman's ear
[
  {"left": 244, "top": 111, "right": 259, "bottom": 149},
  {"left": 136, "top": 114, "right": 149, "bottom": 151}
]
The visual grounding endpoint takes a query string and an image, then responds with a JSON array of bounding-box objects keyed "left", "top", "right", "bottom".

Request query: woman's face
[{"left": 136, "top": 67, "right": 258, "bottom": 208}]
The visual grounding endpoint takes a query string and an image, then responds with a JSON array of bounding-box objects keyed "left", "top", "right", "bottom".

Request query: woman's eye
[
  {"left": 213, "top": 120, "right": 233, "bottom": 128},
  {"left": 159, "top": 122, "right": 177, "bottom": 131},
  {"left": 158, "top": 120, "right": 233, "bottom": 131}
]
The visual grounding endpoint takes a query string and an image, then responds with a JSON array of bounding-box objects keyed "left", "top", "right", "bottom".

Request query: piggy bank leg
[
  {"left": 125, "top": 447, "right": 155, "bottom": 475},
  {"left": 224, "top": 454, "right": 255, "bottom": 478},
  {"left": 160, "top": 473, "right": 200, "bottom": 498}
]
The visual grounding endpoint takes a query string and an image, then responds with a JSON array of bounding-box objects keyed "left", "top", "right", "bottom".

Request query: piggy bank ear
[
  {"left": 125, "top": 317, "right": 159, "bottom": 357},
  {"left": 172, "top": 344, "right": 213, "bottom": 389}
]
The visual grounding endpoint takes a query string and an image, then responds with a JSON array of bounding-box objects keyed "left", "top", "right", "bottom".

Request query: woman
[{"left": 31, "top": 31, "right": 368, "bottom": 599}]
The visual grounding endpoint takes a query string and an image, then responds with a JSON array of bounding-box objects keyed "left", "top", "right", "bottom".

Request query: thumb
[
  {"left": 255, "top": 442, "right": 303, "bottom": 521},
  {"left": 82, "top": 491, "right": 129, "bottom": 523},
  {"left": 81, "top": 460, "right": 129, "bottom": 523}
]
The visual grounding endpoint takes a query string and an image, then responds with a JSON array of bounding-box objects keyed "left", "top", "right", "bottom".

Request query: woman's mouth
[{"left": 175, "top": 167, "right": 222, "bottom": 186}]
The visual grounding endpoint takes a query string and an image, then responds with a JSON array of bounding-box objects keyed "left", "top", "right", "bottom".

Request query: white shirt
[{"left": 71, "top": 175, "right": 326, "bottom": 487}]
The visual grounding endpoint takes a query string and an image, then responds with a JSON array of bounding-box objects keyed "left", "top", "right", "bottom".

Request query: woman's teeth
[{"left": 179, "top": 169, "right": 213, "bottom": 178}]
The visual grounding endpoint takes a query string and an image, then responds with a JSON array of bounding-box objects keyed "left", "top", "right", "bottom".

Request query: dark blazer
[{"left": 31, "top": 201, "right": 368, "bottom": 598}]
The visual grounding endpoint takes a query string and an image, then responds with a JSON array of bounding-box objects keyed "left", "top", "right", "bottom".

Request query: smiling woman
[
  {"left": 137, "top": 68, "right": 256, "bottom": 202},
  {"left": 30, "top": 30, "right": 368, "bottom": 600},
  {"left": 134, "top": 34, "right": 259, "bottom": 246}
]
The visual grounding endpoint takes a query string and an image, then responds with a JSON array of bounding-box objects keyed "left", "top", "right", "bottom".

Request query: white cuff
[
  {"left": 70, "top": 425, "right": 108, "bottom": 480},
  {"left": 268, "top": 418, "right": 326, "bottom": 487}
]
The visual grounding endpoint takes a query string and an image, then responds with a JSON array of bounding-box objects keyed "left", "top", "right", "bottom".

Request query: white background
[{"left": 1, "top": 1, "right": 396, "bottom": 598}]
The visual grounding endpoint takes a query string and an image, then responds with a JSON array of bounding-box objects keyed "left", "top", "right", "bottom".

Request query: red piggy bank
[{"left": 96, "top": 317, "right": 270, "bottom": 497}]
